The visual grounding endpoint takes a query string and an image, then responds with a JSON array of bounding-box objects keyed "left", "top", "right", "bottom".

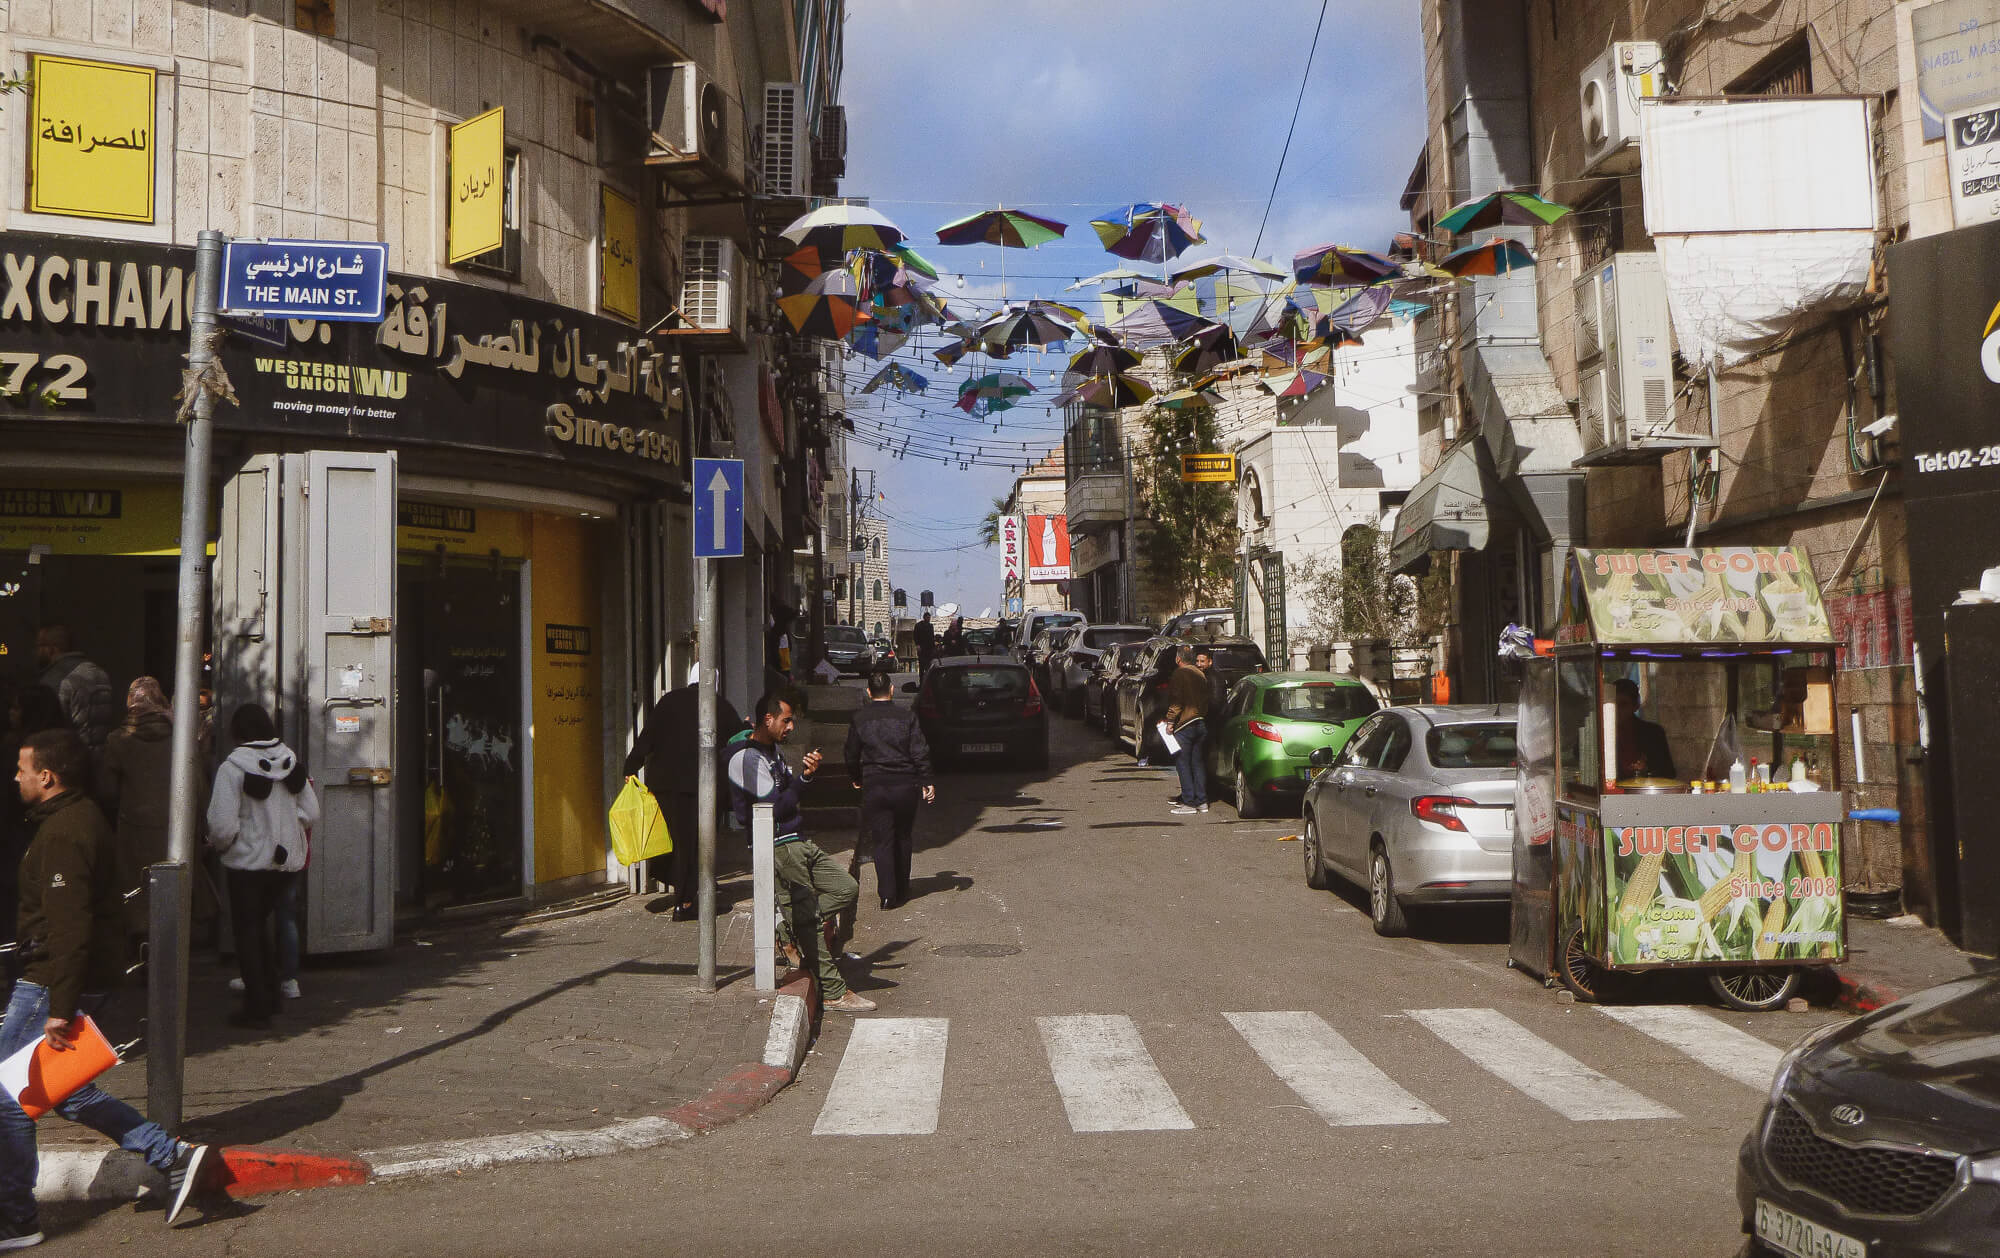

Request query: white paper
[
  {"left": 0, "top": 1037, "right": 34, "bottom": 1105},
  {"left": 1155, "top": 722, "right": 1181, "bottom": 757}
]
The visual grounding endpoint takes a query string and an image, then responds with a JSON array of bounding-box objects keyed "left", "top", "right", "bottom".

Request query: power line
[{"left": 1251, "top": 0, "right": 1330, "bottom": 258}]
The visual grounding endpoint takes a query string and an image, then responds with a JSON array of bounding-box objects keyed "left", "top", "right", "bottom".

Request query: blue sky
[{"left": 838, "top": 0, "right": 1426, "bottom": 613}]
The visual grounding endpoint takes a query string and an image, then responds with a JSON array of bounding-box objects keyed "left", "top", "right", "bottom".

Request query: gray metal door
[
  {"left": 213, "top": 455, "right": 283, "bottom": 730},
  {"left": 294, "top": 451, "right": 397, "bottom": 952}
]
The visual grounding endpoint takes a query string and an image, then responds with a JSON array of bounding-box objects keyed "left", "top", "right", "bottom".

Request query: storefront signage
[
  {"left": 1557, "top": 548, "right": 1831, "bottom": 646},
  {"left": 1181, "top": 452, "right": 1236, "bottom": 482},
  {"left": 0, "top": 232, "right": 688, "bottom": 487},
  {"left": 0, "top": 483, "right": 193, "bottom": 555},
  {"left": 1914, "top": 0, "right": 2000, "bottom": 141},
  {"left": 599, "top": 185, "right": 639, "bottom": 323},
  {"left": 1605, "top": 818, "right": 1842, "bottom": 965},
  {"left": 1026, "top": 513, "right": 1070, "bottom": 582},
  {"left": 222, "top": 239, "right": 387, "bottom": 321},
  {"left": 544, "top": 623, "right": 592, "bottom": 655},
  {"left": 448, "top": 107, "right": 506, "bottom": 265},
  {"left": 29, "top": 55, "right": 156, "bottom": 223},
  {"left": 1000, "top": 513, "right": 1021, "bottom": 582}
]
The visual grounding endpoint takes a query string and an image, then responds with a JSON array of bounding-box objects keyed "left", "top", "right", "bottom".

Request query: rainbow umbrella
[
  {"left": 1292, "top": 243, "right": 1398, "bottom": 287},
  {"left": 1152, "top": 384, "right": 1220, "bottom": 410},
  {"left": 1090, "top": 202, "right": 1204, "bottom": 263},
  {"left": 780, "top": 204, "right": 905, "bottom": 259},
  {"left": 955, "top": 371, "right": 1036, "bottom": 416},
  {"left": 860, "top": 363, "right": 929, "bottom": 395},
  {"left": 934, "top": 207, "right": 1067, "bottom": 248},
  {"left": 1172, "top": 323, "right": 1240, "bottom": 375},
  {"left": 1259, "top": 369, "right": 1331, "bottom": 399},
  {"left": 1052, "top": 372, "right": 1154, "bottom": 409},
  {"left": 1067, "top": 343, "right": 1143, "bottom": 376},
  {"left": 1169, "top": 253, "right": 1286, "bottom": 283},
  {"left": 1440, "top": 238, "right": 1538, "bottom": 276},
  {"left": 976, "top": 305, "right": 1077, "bottom": 353},
  {"left": 777, "top": 244, "right": 823, "bottom": 297},
  {"left": 1435, "top": 190, "right": 1572, "bottom": 235},
  {"left": 1108, "top": 299, "right": 1208, "bottom": 349}
]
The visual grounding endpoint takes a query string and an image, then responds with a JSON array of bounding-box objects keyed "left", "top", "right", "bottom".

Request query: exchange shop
[{"left": 0, "top": 231, "right": 696, "bottom": 949}]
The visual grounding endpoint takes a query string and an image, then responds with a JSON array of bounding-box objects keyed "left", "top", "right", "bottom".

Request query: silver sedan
[{"left": 1300, "top": 704, "right": 1518, "bottom": 936}]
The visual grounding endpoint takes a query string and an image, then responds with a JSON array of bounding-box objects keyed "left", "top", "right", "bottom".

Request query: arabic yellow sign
[
  {"left": 600, "top": 184, "right": 639, "bottom": 322},
  {"left": 448, "top": 107, "right": 505, "bottom": 265},
  {"left": 1181, "top": 452, "right": 1237, "bottom": 483},
  {"left": 29, "top": 55, "right": 157, "bottom": 223}
]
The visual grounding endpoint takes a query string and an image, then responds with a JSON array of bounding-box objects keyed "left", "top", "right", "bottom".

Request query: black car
[
  {"left": 1085, "top": 640, "right": 1148, "bottom": 738},
  {"left": 1113, "top": 636, "right": 1185, "bottom": 761},
  {"left": 1737, "top": 973, "right": 2000, "bottom": 1258},
  {"left": 1194, "top": 637, "right": 1269, "bottom": 707},
  {"left": 823, "top": 625, "right": 873, "bottom": 674},
  {"left": 909, "top": 655, "right": 1048, "bottom": 770}
]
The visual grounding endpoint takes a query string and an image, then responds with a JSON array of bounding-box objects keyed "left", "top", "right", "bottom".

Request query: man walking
[
  {"left": 844, "top": 672, "right": 933, "bottom": 911},
  {"left": 1164, "top": 645, "right": 1212, "bottom": 816},
  {"left": 726, "top": 692, "right": 874, "bottom": 1013},
  {"left": 912, "top": 613, "right": 936, "bottom": 677},
  {"left": 5, "top": 729, "right": 208, "bottom": 1246},
  {"left": 35, "top": 626, "right": 115, "bottom": 750},
  {"left": 625, "top": 684, "right": 745, "bottom": 921}
]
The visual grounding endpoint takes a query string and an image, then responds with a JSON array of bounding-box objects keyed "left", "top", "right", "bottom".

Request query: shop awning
[{"left": 1390, "top": 440, "right": 1511, "bottom": 573}]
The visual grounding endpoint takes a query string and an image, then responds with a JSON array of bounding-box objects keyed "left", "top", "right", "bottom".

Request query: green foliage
[
  {"left": 978, "top": 493, "right": 1011, "bottom": 548},
  {"left": 1137, "top": 405, "right": 1238, "bottom": 608},
  {"left": 1287, "top": 525, "right": 1423, "bottom": 647}
]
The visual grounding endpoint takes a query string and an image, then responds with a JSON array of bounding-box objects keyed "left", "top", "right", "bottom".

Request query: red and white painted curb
[{"left": 37, "top": 973, "right": 818, "bottom": 1204}]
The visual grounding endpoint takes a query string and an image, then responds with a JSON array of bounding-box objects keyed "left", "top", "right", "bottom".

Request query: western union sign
[
  {"left": 29, "top": 55, "right": 157, "bottom": 223},
  {"left": 1181, "top": 453, "right": 1237, "bottom": 483},
  {"left": 448, "top": 107, "right": 506, "bottom": 265}
]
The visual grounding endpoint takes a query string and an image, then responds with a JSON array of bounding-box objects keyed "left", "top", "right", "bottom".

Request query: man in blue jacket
[{"left": 726, "top": 691, "right": 873, "bottom": 1013}]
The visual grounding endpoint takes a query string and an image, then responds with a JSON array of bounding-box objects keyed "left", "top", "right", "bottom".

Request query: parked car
[
  {"left": 1192, "top": 637, "right": 1268, "bottom": 707},
  {"left": 1027, "top": 624, "right": 1078, "bottom": 694},
  {"left": 870, "top": 638, "right": 899, "bottom": 671},
  {"left": 961, "top": 626, "right": 1002, "bottom": 654},
  {"left": 1051, "top": 624, "right": 1153, "bottom": 717},
  {"left": 908, "top": 655, "right": 1047, "bottom": 770},
  {"left": 1300, "top": 704, "right": 1518, "bottom": 936},
  {"left": 1737, "top": 973, "right": 2000, "bottom": 1258},
  {"left": 823, "top": 625, "right": 874, "bottom": 674},
  {"left": 1114, "top": 637, "right": 1188, "bottom": 761},
  {"left": 1017, "top": 609, "right": 1083, "bottom": 662},
  {"left": 1161, "top": 607, "right": 1234, "bottom": 640},
  {"left": 1085, "top": 640, "right": 1147, "bottom": 738},
  {"left": 1209, "top": 673, "right": 1380, "bottom": 818}
]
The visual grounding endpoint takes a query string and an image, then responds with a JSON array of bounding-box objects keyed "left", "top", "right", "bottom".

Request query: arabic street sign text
[
  {"left": 1181, "top": 452, "right": 1237, "bottom": 483},
  {"left": 448, "top": 107, "right": 506, "bottom": 265},
  {"left": 29, "top": 55, "right": 156, "bottom": 224},
  {"left": 222, "top": 240, "right": 388, "bottom": 322}
]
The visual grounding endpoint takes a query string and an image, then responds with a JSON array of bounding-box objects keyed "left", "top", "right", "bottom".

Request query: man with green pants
[{"left": 726, "top": 691, "right": 874, "bottom": 1013}]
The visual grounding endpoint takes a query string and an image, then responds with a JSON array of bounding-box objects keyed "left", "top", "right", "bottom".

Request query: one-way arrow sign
[{"left": 692, "top": 457, "right": 743, "bottom": 558}]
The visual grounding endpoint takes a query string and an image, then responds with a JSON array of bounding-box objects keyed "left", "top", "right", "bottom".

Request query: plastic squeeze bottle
[
  {"left": 1729, "top": 757, "right": 1748, "bottom": 793},
  {"left": 1790, "top": 756, "right": 1807, "bottom": 787}
]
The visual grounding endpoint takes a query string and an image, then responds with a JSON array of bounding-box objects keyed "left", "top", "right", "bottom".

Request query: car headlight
[{"left": 1768, "top": 1021, "right": 1844, "bottom": 1108}]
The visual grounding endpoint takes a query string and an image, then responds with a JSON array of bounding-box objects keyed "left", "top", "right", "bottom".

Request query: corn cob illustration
[
  {"left": 1698, "top": 846, "right": 1755, "bottom": 926},
  {"left": 1619, "top": 850, "right": 1666, "bottom": 918},
  {"left": 1754, "top": 896, "right": 1788, "bottom": 960},
  {"left": 1798, "top": 847, "right": 1837, "bottom": 959}
]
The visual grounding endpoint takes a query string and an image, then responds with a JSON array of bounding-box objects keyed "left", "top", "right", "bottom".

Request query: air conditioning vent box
[{"left": 1579, "top": 41, "right": 1663, "bottom": 176}]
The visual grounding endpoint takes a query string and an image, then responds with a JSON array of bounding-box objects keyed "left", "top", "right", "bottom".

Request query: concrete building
[{"left": 1003, "top": 447, "right": 1067, "bottom": 618}]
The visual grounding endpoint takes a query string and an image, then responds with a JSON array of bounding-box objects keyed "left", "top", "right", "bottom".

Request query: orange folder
[{"left": 0, "top": 1016, "right": 121, "bottom": 1120}]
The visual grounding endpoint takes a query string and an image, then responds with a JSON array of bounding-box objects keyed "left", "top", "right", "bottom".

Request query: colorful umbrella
[
  {"left": 1068, "top": 266, "right": 1168, "bottom": 290},
  {"left": 1052, "top": 372, "right": 1155, "bottom": 409},
  {"left": 1067, "top": 343, "right": 1143, "bottom": 376},
  {"left": 846, "top": 324, "right": 907, "bottom": 360},
  {"left": 777, "top": 244, "right": 824, "bottom": 297},
  {"left": 780, "top": 204, "right": 905, "bottom": 259},
  {"left": 889, "top": 242, "right": 940, "bottom": 280},
  {"left": 1259, "top": 369, "right": 1331, "bottom": 399},
  {"left": 955, "top": 371, "right": 1036, "bottom": 416},
  {"left": 778, "top": 290, "right": 862, "bottom": 338},
  {"left": 1108, "top": 299, "right": 1209, "bottom": 349},
  {"left": 934, "top": 339, "right": 973, "bottom": 367},
  {"left": 1090, "top": 202, "right": 1204, "bottom": 263},
  {"left": 1172, "top": 323, "right": 1240, "bottom": 375},
  {"left": 976, "top": 305, "right": 1077, "bottom": 353},
  {"left": 1435, "top": 190, "right": 1572, "bottom": 235},
  {"left": 860, "top": 363, "right": 930, "bottom": 395},
  {"left": 1317, "top": 286, "right": 1395, "bottom": 343},
  {"left": 1440, "top": 238, "right": 1538, "bottom": 276},
  {"left": 934, "top": 207, "right": 1068, "bottom": 248},
  {"left": 1169, "top": 253, "right": 1287, "bottom": 283},
  {"left": 1151, "top": 384, "right": 1221, "bottom": 410},
  {"left": 1292, "top": 243, "right": 1398, "bottom": 287}
]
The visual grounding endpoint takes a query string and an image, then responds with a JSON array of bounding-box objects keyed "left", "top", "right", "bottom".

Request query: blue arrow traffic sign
[{"left": 692, "top": 458, "right": 744, "bottom": 559}]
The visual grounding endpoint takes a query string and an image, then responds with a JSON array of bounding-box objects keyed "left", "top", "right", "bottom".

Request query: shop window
[
  {"left": 1557, "top": 657, "right": 1600, "bottom": 799},
  {"left": 457, "top": 148, "right": 523, "bottom": 279},
  {"left": 871, "top": 579, "right": 881, "bottom": 602},
  {"left": 1730, "top": 34, "right": 1813, "bottom": 96}
]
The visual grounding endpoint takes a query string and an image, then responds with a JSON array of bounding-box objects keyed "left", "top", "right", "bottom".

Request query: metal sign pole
[
  {"left": 151, "top": 229, "right": 226, "bottom": 1126},
  {"left": 751, "top": 803, "right": 775, "bottom": 990},
  {"left": 696, "top": 553, "right": 719, "bottom": 994}
]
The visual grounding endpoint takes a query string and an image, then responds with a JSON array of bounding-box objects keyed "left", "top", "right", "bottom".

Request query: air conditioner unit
[
  {"left": 761, "top": 82, "right": 809, "bottom": 198},
  {"left": 681, "top": 236, "right": 747, "bottom": 345},
  {"left": 1573, "top": 252, "right": 1704, "bottom": 464},
  {"left": 646, "top": 62, "right": 727, "bottom": 161},
  {"left": 1579, "top": 41, "right": 1663, "bottom": 176}
]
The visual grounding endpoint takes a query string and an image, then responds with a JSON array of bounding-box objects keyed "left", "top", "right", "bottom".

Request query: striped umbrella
[
  {"left": 934, "top": 207, "right": 1068, "bottom": 248},
  {"left": 1435, "top": 190, "right": 1572, "bottom": 235},
  {"left": 780, "top": 204, "right": 905, "bottom": 259},
  {"left": 1108, "top": 299, "right": 1208, "bottom": 349},
  {"left": 1439, "top": 238, "right": 1538, "bottom": 276},
  {"left": 1090, "top": 203, "right": 1204, "bottom": 263},
  {"left": 1052, "top": 372, "right": 1155, "bottom": 409},
  {"left": 954, "top": 371, "right": 1036, "bottom": 416},
  {"left": 1292, "top": 243, "right": 1399, "bottom": 287}
]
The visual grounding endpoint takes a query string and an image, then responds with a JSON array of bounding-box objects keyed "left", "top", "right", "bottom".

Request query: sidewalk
[{"left": 1832, "top": 913, "right": 1994, "bottom": 1011}]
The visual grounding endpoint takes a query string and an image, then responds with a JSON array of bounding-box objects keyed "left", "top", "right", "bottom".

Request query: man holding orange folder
[{"left": 2, "top": 730, "right": 208, "bottom": 1247}]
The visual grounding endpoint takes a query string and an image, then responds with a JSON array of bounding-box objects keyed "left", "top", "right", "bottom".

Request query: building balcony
[{"left": 1067, "top": 469, "right": 1127, "bottom": 531}]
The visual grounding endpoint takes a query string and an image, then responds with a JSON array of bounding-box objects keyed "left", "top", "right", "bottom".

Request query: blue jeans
[
  {"left": 1171, "top": 719, "right": 1209, "bottom": 806},
  {"left": 0, "top": 981, "right": 180, "bottom": 1226}
]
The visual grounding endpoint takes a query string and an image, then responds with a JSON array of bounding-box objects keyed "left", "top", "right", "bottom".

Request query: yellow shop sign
[{"left": 29, "top": 55, "right": 157, "bottom": 223}]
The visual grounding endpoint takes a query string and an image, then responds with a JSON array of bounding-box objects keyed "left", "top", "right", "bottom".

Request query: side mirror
[
  {"left": 1309, "top": 747, "right": 1336, "bottom": 769},
  {"left": 901, "top": 682, "right": 920, "bottom": 694}
]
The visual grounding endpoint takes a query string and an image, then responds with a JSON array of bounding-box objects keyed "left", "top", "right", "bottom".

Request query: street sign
[
  {"left": 219, "top": 312, "right": 290, "bottom": 348},
  {"left": 693, "top": 457, "right": 744, "bottom": 558},
  {"left": 1181, "top": 452, "right": 1237, "bottom": 483},
  {"left": 221, "top": 238, "right": 388, "bottom": 322}
]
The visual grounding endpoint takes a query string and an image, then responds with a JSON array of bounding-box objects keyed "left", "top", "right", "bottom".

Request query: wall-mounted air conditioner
[
  {"left": 761, "top": 82, "right": 809, "bottom": 198},
  {"left": 1573, "top": 252, "right": 1705, "bottom": 465},
  {"left": 681, "top": 237, "right": 747, "bottom": 349},
  {"left": 1580, "top": 41, "right": 1663, "bottom": 176},
  {"left": 646, "top": 62, "right": 727, "bottom": 162}
]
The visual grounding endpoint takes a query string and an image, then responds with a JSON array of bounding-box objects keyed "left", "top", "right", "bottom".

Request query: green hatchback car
[{"left": 1208, "top": 672, "right": 1381, "bottom": 818}]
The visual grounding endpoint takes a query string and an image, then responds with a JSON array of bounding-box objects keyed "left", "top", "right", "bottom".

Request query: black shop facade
[{"left": 0, "top": 231, "right": 696, "bottom": 946}]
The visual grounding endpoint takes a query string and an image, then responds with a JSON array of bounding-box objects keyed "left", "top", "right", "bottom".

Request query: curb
[
  {"left": 1831, "top": 969, "right": 1899, "bottom": 1015},
  {"left": 36, "top": 972, "right": 819, "bottom": 1204}
]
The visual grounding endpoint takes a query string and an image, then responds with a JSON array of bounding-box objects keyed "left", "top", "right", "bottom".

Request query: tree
[
  {"left": 1136, "top": 405, "right": 1238, "bottom": 608},
  {"left": 1287, "top": 525, "right": 1424, "bottom": 648},
  {"left": 978, "top": 493, "right": 1012, "bottom": 548}
]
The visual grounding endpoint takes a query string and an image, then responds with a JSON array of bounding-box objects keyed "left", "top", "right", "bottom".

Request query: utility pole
[
  {"left": 152, "top": 229, "right": 225, "bottom": 1126},
  {"left": 1121, "top": 430, "right": 1137, "bottom": 622},
  {"left": 848, "top": 467, "right": 860, "bottom": 627},
  {"left": 695, "top": 551, "right": 719, "bottom": 992}
]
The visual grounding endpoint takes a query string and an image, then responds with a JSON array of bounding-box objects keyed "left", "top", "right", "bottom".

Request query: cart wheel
[
  {"left": 1708, "top": 968, "right": 1800, "bottom": 1013},
  {"left": 1557, "top": 923, "right": 1601, "bottom": 1003}
]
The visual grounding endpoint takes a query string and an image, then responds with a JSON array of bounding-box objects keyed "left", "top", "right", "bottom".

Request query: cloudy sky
[{"left": 837, "top": 0, "right": 1426, "bottom": 613}]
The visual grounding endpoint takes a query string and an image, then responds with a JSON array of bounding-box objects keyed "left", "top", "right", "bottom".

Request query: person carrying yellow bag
[{"left": 608, "top": 775, "right": 672, "bottom": 868}]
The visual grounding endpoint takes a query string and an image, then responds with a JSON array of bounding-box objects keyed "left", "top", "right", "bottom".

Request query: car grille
[{"left": 1766, "top": 1102, "right": 1961, "bottom": 1218}]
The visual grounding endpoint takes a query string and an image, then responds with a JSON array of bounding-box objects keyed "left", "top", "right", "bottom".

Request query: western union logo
[
  {"left": 254, "top": 357, "right": 408, "bottom": 398},
  {"left": 0, "top": 488, "right": 121, "bottom": 518},
  {"left": 1180, "top": 453, "right": 1237, "bottom": 483}
]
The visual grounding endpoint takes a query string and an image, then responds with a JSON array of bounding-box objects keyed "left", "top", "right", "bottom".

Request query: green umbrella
[
  {"left": 934, "top": 207, "right": 1068, "bottom": 248},
  {"left": 1435, "top": 190, "right": 1572, "bottom": 235}
]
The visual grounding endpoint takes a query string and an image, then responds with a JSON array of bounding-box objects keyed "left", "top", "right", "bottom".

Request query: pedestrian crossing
[{"left": 809, "top": 1005, "right": 1801, "bottom": 1137}]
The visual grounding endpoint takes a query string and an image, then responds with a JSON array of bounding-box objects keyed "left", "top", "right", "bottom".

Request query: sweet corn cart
[{"left": 1509, "top": 546, "right": 1846, "bottom": 1011}]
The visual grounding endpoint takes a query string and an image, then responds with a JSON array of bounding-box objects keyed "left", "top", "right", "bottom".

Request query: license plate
[
  {"left": 961, "top": 742, "right": 1005, "bottom": 754},
  {"left": 1755, "top": 1199, "right": 1866, "bottom": 1258},
  {"left": 1300, "top": 768, "right": 1317, "bottom": 781}
]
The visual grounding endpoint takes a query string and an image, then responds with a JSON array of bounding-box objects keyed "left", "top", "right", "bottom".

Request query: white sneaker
[
  {"left": 1197, "top": 804, "right": 1210, "bottom": 813},
  {"left": 280, "top": 979, "right": 300, "bottom": 999},
  {"left": 1170, "top": 803, "right": 1198, "bottom": 815},
  {"left": 227, "top": 977, "right": 244, "bottom": 993}
]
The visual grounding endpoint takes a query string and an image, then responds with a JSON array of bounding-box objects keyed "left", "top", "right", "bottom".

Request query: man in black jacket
[
  {"left": 623, "top": 684, "right": 745, "bottom": 920},
  {"left": 844, "top": 672, "right": 934, "bottom": 910},
  {"left": 3, "top": 729, "right": 208, "bottom": 1243}
]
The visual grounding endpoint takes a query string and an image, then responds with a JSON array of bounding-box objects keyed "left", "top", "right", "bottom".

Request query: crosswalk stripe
[
  {"left": 1225, "top": 1011, "right": 1446, "bottom": 1127},
  {"left": 1594, "top": 1006, "right": 1786, "bottom": 1093},
  {"left": 1407, "top": 1008, "right": 1679, "bottom": 1122},
  {"left": 812, "top": 1018, "right": 950, "bottom": 1136},
  {"left": 1036, "top": 1014, "right": 1195, "bottom": 1133}
]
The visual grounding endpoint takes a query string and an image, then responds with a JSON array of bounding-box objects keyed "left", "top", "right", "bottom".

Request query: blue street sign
[
  {"left": 693, "top": 458, "right": 744, "bottom": 559},
  {"left": 219, "top": 312, "right": 290, "bottom": 348},
  {"left": 221, "top": 239, "right": 388, "bottom": 322}
]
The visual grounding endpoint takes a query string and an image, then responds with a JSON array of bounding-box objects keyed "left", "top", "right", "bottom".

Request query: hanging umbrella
[
  {"left": 1097, "top": 278, "right": 1179, "bottom": 301},
  {"left": 955, "top": 371, "right": 1036, "bottom": 416},
  {"left": 1068, "top": 265, "right": 1168, "bottom": 290},
  {"left": 1292, "top": 243, "right": 1399, "bottom": 287},
  {"left": 780, "top": 204, "right": 905, "bottom": 258},
  {"left": 1435, "top": 190, "right": 1572, "bottom": 235},
  {"left": 1259, "top": 369, "right": 1331, "bottom": 399},
  {"left": 934, "top": 207, "right": 1068, "bottom": 248},
  {"left": 1440, "top": 238, "right": 1538, "bottom": 276},
  {"left": 976, "top": 304, "right": 1077, "bottom": 353},
  {"left": 1052, "top": 372, "right": 1155, "bottom": 409},
  {"left": 1152, "top": 384, "right": 1221, "bottom": 410},
  {"left": 889, "top": 242, "right": 940, "bottom": 280},
  {"left": 777, "top": 269, "right": 862, "bottom": 337},
  {"left": 846, "top": 324, "right": 908, "bottom": 360},
  {"left": 934, "top": 338, "right": 973, "bottom": 367},
  {"left": 1317, "top": 286, "right": 1395, "bottom": 342},
  {"left": 777, "top": 244, "right": 824, "bottom": 297},
  {"left": 860, "top": 363, "right": 929, "bottom": 395},
  {"left": 1172, "top": 323, "right": 1240, "bottom": 375},
  {"left": 1068, "top": 343, "right": 1143, "bottom": 375},
  {"left": 1029, "top": 298, "right": 1092, "bottom": 324},
  {"left": 1169, "top": 253, "right": 1287, "bottom": 283},
  {"left": 1109, "top": 299, "right": 1209, "bottom": 349},
  {"left": 1090, "top": 202, "right": 1204, "bottom": 263}
]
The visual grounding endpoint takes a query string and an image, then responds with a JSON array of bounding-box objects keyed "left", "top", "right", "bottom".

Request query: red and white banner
[
  {"left": 1026, "top": 513, "right": 1070, "bottom": 582},
  {"left": 1000, "top": 514, "right": 1022, "bottom": 582}
]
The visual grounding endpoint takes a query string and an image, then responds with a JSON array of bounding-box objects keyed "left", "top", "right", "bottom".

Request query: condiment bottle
[{"left": 1729, "top": 758, "right": 1747, "bottom": 793}]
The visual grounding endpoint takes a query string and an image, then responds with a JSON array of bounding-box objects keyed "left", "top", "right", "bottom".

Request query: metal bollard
[{"left": 752, "top": 802, "right": 775, "bottom": 991}]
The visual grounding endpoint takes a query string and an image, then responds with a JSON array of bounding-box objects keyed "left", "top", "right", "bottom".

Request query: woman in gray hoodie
[{"left": 206, "top": 704, "right": 318, "bottom": 1030}]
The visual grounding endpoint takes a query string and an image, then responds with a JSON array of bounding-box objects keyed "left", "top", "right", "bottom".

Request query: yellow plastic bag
[{"left": 608, "top": 775, "right": 672, "bottom": 866}]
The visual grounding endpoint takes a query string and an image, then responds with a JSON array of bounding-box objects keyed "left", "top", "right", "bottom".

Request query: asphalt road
[{"left": 49, "top": 680, "right": 1839, "bottom": 1256}]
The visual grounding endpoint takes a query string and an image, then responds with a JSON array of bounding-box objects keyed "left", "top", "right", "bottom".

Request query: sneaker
[
  {"left": 165, "top": 1142, "right": 208, "bottom": 1225},
  {"left": 280, "top": 979, "right": 300, "bottom": 999},
  {"left": 1197, "top": 804, "right": 1210, "bottom": 813},
  {"left": 826, "top": 991, "right": 877, "bottom": 1013},
  {"left": 0, "top": 1219, "right": 43, "bottom": 1250},
  {"left": 1170, "top": 804, "right": 1198, "bottom": 816},
  {"left": 227, "top": 977, "right": 244, "bottom": 993}
]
